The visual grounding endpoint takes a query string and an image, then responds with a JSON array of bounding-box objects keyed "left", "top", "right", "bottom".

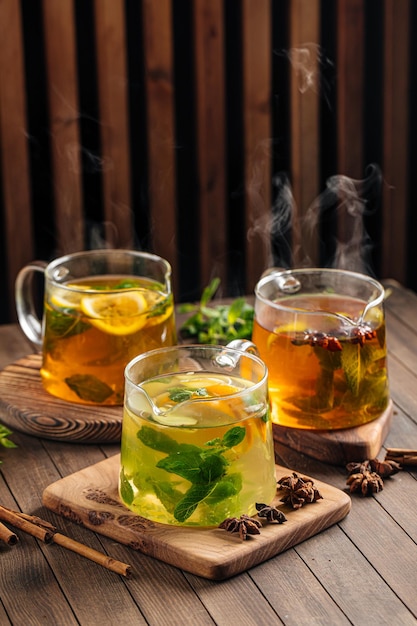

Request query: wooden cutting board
[{"left": 42, "top": 454, "right": 351, "bottom": 580}]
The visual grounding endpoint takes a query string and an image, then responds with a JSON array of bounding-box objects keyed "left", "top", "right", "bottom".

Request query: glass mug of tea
[
  {"left": 252, "top": 268, "right": 389, "bottom": 430},
  {"left": 119, "top": 343, "right": 277, "bottom": 526},
  {"left": 15, "top": 249, "right": 176, "bottom": 405}
]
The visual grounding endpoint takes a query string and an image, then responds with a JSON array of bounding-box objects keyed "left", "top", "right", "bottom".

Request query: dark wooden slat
[
  {"left": 0, "top": 0, "right": 34, "bottom": 319},
  {"left": 289, "top": 0, "right": 320, "bottom": 266},
  {"left": 337, "top": 0, "right": 364, "bottom": 177},
  {"left": 94, "top": 0, "right": 133, "bottom": 248},
  {"left": 194, "top": 0, "right": 227, "bottom": 289},
  {"left": 336, "top": 0, "right": 365, "bottom": 256},
  {"left": 142, "top": 0, "right": 178, "bottom": 288},
  {"left": 43, "top": 0, "right": 84, "bottom": 253},
  {"left": 382, "top": 0, "right": 410, "bottom": 282},
  {"left": 242, "top": 0, "right": 272, "bottom": 292}
]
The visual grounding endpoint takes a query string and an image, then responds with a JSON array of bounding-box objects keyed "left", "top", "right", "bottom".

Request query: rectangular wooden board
[{"left": 42, "top": 455, "right": 351, "bottom": 580}]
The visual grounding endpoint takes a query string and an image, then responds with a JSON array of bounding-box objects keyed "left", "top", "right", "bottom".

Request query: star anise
[
  {"left": 346, "top": 470, "right": 384, "bottom": 496},
  {"left": 277, "top": 472, "right": 323, "bottom": 509},
  {"left": 255, "top": 503, "right": 287, "bottom": 523},
  {"left": 369, "top": 458, "right": 402, "bottom": 478},
  {"left": 346, "top": 460, "right": 372, "bottom": 476},
  {"left": 345, "top": 457, "right": 402, "bottom": 495},
  {"left": 218, "top": 514, "right": 261, "bottom": 540}
]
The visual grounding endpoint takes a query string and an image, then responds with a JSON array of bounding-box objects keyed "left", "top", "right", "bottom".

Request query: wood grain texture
[
  {"left": 289, "top": 0, "right": 320, "bottom": 266},
  {"left": 42, "top": 454, "right": 351, "bottom": 580},
  {"left": 382, "top": 0, "right": 410, "bottom": 282},
  {"left": 336, "top": 0, "right": 365, "bottom": 259},
  {"left": 0, "top": 354, "right": 122, "bottom": 443},
  {"left": 0, "top": 0, "right": 34, "bottom": 319},
  {"left": 142, "top": 0, "right": 178, "bottom": 286},
  {"left": 242, "top": 0, "right": 272, "bottom": 291},
  {"left": 43, "top": 0, "right": 84, "bottom": 253},
  {"left": 273, "top": 400, "right": 394, "bottom": 466},
  {"left": 94, "top": 0, "right": 133, "bottom": 249},
  {"left": 194, "top": 0, "right": 227, "bottom": 289}
]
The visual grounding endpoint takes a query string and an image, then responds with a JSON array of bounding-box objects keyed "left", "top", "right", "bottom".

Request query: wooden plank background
[{"left": 0, "top": 0, "right": 414, "bottom": 323}]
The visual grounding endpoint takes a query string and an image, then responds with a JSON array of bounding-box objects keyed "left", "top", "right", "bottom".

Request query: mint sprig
[
  {"left": 137, "top": 425, "right": 246, "bottom": 522},
  {"left": 168, "top": 387, "right": 209, "bottom": 402},
  {"left": 0, "top": 424, "right": 17, "bottom": 463},
  {"left": 179, "top": 278, "right": 254, "bottom": 345}
]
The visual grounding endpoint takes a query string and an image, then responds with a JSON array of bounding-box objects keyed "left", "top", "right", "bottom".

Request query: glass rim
[
  {"left": 124, "top": 343, "right": 268, "bottom": 400},
  {"left": 45, "top": 249, "right": 172, "bottom": 291},
  {"left": 255, "top": 267, "right": 385, "bottom": 313}
]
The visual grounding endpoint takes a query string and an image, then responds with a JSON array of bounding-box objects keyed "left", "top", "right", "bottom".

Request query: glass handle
[
  {"left": 15, "top": 261, "right": 47, "bottom": 350},
  {"left": 225, "top": 339, "right": 260, "bottom": 356},
  {"left": 215, "top": 340, "right": 260, "bottom": 369}
]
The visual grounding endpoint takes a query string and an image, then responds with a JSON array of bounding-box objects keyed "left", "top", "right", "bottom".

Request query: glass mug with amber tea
[
  {"left": 119, "top": 343, "right": 277, "bottom": 526},
  {"left": 15, "top": 249, "right": 176, "bottom": 405},
  {"left": 252, "top": 268, "right": 389, "bottom": 430}
]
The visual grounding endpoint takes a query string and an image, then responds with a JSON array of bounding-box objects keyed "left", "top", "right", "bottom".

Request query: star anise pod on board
[
  {"left": 255, "top": 503, "right": 287, "bottom": 523},
  {"left": 277, "top": 472, "right": 323, "bottom": 509},
  {"left": 218, "top": 515, "right": 261, "bottom": 540}
]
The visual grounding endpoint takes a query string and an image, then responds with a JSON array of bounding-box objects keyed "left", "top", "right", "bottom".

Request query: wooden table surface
[{"left": 1, "top": 279, "right": 417, "bottom": 626}]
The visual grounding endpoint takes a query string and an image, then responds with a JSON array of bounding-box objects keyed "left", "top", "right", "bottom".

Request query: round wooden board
[{"left": 0, "top": 354, "right": 122, "bottom": 443}]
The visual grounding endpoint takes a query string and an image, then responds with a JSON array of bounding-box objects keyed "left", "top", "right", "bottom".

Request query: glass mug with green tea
[
  {"left": 252, "top": 268, "right": 389, "bottom": 430},
  {"left": 15, "top": 249, "right": 176, "bottom": 405},
  {"left": 119, "top": 343, "right": 277, "bottom": 526}
]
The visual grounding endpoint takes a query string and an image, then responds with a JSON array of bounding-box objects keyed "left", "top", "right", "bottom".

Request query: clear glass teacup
[
  {"left": 119, "top": 343, "right": 277, "bottom": 526},
  {"left": 252, "top": 268, "right": 389, "bottom": 430},
  {"left": 15, "top": 249, "right": 176, "bottom": 405}
]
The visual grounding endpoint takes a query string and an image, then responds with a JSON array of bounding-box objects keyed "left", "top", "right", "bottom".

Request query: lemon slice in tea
[
  {"left": 81, "top": 291, "right": 148, "bottom": 335},
  {"left": 50, "top": 288, "right": 83, "bottom": 310}
]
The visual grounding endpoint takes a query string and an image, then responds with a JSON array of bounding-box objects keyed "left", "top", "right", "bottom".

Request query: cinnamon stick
[
  {"left": 0, "top": 506, "right": 132, "bottom": 578},
  {"left": 0, "top": 506, "right": 53, "bottom": 542},
  {"left": 0, "top": 521, "right": 18, "bottom": 546},
  {"left": 51, "top": 532, "right": 132, "bottom": 578},
  {"left": 385, "top": 448, "right": 417, "bottom": 466}
]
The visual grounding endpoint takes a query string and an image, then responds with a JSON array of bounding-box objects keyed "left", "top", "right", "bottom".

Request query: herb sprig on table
[
  {"left": 0, "top": 424, "right": 17, "bottom": 463},
  {"left": 178, "top": 278, "right": 254, "bottom": 344}
]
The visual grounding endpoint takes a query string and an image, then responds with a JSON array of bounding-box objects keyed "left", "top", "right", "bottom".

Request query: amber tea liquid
[
  {"left": 41, "top": 275, "right": 176, "bottom": 405},
  {"left": 252, "top": 293, "right": 389, "bottom": 430}
]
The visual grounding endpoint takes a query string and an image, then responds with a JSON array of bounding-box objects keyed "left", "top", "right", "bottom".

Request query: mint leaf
[
  {"left": 168, "top": 387, "right": 209, "bottom": 403},
  {"left": 315, "top": 366, "right": 334, "bottom": 411},
  {"left": 119, "top": 468, "right": 134, "bottom": 505},
  {"left": 157, "top": 449, "right": 205, "bottom": 482},
  {"left": 204, "top": 473, "right": 243, "bottom": 504},
  {"left": 157, "top": 449, "right": 227, "bottom": 484},
  {"left": 201, "top": 277, "right": 221, "bottom": 307},
  {"left": 139, "top": 425, "right": 245, "bottom": 522},
  {"left": 0, "top": 425, "right": 17, "bottom": 458},
  {"left": 152, "top": 480, "right": 183, "bottom": 513},
  {"left": 341, "top": 343, "right": 361, "bottom": 395},
  {"left": 174, "top": 483, "right": 216, "bottom": 522},
  {"left": 137, "top": 426, "right": 193, "bottom": 454},
  {"left": 114, "top": 280, "right": 139, "bottom": 289},
  {"left": 46, "top": 309, "right": 90, "bottom": 339},
  {"left": 65, "top": 374, "right": 114, "bottom": 402},
  {"left": 221, "top": 426, "right": 246, "bottom": 448},
  {"left": 179, "top": 278, "right": 254, "bottom": 345}
]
